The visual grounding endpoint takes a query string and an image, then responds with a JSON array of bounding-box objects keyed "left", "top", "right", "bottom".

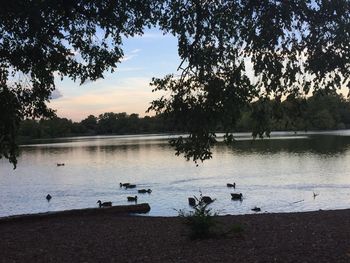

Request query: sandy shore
[{"left": 1, "top": 208, "right": 350, "bottom": 263}]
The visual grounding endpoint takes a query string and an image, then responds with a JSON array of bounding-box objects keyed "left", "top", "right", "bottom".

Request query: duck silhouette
[
  {"left": 227, "top": 183, "right": 236, "bottom": 188},
  {"left": 127, "top": 196, "right": 137, "bottom": 202},
  {"left": 188, "top": 197, "right": 196, "bottom": 206},
  {"left": 97, "top": 200, "right": 112, "bottom": 208},
  {"left": 138, "top": 189, "right": 152, "bottom": 194},
  {"left": 251, "top": 206, "right": 261, "bottom": 212},
  {"left": 46, "top": 194, "right": 52, "bottom": 202},
  {"left": 202, "top": 196, "right": 214, "bottom": 204},
  {"left": 231, "top": 193, "right": 243, "bottom": 200}
]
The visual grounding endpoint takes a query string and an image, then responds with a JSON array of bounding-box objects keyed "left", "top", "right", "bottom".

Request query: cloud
[
  {"left": 130, "top": 48, "right": 141, "bottom": 54},
  {"left": 49, "top": 77, "right": 163, "bottom": 121},
  {"left": 50, "top": 89, "right": 63, "bottom": 99},
  {"left": 120, "top": 48, "right": 141, "bottom": 62},
  {"left": 120, "top": 54, "right": 136, "bottom": 62}
]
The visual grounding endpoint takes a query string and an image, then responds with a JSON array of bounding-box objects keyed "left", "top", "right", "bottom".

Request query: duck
[
  {"left": 125, "top": 184, "right": 136, "bottom": 189},
  {"left": 97, "top": 200, "right": 112, "bottom": 208},
  {"left": 138, "top": 189, "right": 152, "bottom": 194},
  {"left": 231, "top": 193, "right": 243, "bottom": 200},
  {"left": 56, "top": 163, "right": 65, "bottom": 167},
  {"left": 227, "top": 183, "right": 236, "bottom": 188},
  {"left": 202, "top": 196, "right": 214, "bottom": 204},
  {"left": 188, "top": 197, "right": 196, "bottom": 206},
  {"left": 120, "top": 183, "right": 130, "bottom": 187},
  {"left": 251, "top": 206, "right": 261, "bottom": 212},
  {"left": 127, "top": 196, "right": 137, "bottom": 202},
  {"left": 46, "top": 194, "right": 52, "bottom": 202}
]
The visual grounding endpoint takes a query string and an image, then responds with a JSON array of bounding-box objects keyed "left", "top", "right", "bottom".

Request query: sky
[
  {"left": 49, "top": 26, "right": 349, "bottom": 122},
  {"left": 49, "top": 28, "right": 181, "bottom": 121}
]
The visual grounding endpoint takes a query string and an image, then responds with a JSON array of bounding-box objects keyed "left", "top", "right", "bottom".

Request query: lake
[{"left": 1, "top": 131, "right": 350, "bottom": 217}]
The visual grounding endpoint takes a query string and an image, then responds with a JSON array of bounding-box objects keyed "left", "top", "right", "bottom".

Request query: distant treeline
[{"left": 18, "top": 91, "right": 350, "bottom": 139}]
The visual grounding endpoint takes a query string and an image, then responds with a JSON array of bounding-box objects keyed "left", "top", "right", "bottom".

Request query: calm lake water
[{"left": 1, "top": 131, "right": 350, "bottom": 217}]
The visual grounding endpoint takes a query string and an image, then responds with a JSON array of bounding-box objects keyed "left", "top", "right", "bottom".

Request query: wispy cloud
[
  {"left": 50, "top": 89, "right": 63, "bottom": 99},
  {"left": 120, "top": 48, "right": 141, "bottom": 62},
  {"left": 130, "top": 48, "right": 141, "bottom": 54}
]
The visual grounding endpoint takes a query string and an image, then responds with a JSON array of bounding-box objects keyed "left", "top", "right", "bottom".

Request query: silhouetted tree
[
  {"left": 81, "top": 115, "right": 98, "bottom": 134},
  {"left": 2, "top": 1, "right": 350, "bottom": 167}
]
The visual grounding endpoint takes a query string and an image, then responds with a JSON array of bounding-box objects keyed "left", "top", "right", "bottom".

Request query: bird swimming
[
  {"left": 251, "top": 206, "right": 261, "bottom": 212},
  {"left": 231, "top": 193, "right": 243, "bottom": 200},
  {"left": 127, "top": 196, "right": 137, "bottom": 202},
  {"left": 97, "top": 200, "right": 112, "bottom": 208},
  {"left": 227, "top": 183, "right": 236, "bottom": 188},
  {"left": 188, "top": 197, "right": 196, "bottom": 206},
  {"left": 120, "top": 183, "right": 130, "bottom": 187},
  {"left": 46, "top": 194, "right": 52, "bottom": 202},
  {"left": 125, "top": 184, "right": 136, "bottom": 189},
  {"left": 138, "top": 189, "right": 152, "bottom": 194},
  {"left": 202, "top": 196, "right": 214, "bottom": 204}
]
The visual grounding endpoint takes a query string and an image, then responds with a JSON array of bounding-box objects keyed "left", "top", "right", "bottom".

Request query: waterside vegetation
[{"left": 19, "top": 91, "right": 350, "bottom": 140}]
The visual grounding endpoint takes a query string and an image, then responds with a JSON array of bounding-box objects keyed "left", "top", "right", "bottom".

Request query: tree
[
  {"left": 148, "top": 0, "right": 350, "bottom": 163},
  {"left": 0, "top": 0, "right": 157, "bottom": 167},
  {"left": 81, "top": 115, "right": 98, "bottom": 133},
  {"left": 2, "top": 1, "right": 350, "bottom": 167}
]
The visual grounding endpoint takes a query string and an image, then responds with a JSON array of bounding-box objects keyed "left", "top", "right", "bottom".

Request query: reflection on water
[{"left": 1, "top": 131, "right": 350, "bottom": 217}]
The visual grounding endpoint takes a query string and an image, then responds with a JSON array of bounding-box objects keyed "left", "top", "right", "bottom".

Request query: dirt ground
[{"left": 1, "top": 209, "right": 350, "bottom": 262}]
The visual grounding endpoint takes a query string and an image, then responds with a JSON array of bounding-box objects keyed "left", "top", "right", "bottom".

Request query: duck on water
[
  {"left": 46, "top": 194, "right": 52, "bottom": 202},
  {"left": 138, "top": 189, "right": 152, "bottom": 194},
  {"left": 127, "top": 196, "right": 138, "bottom": 202},
  {"left": 97, "top": 200, "right": 112, "bottom": 208},
  {"left": 231, "top": 193, "right": 243, "bottom": 200}
]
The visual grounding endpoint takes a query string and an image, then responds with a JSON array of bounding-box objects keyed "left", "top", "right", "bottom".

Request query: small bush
[{"left": 178, "top": 193, "right": 218, "bottom": 239}]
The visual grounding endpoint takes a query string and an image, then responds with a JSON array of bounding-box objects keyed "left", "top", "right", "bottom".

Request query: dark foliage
[
  {"left": 2, "top": 1, "right": 350, "bottom": 167},
  {"left": 149, "top": 1, "right": 350, "bottom": 162},
  {"left": 17, "top": 92, "right": 350, "bottom": 143},
  {"left": 0, "top": 0, "right": 158, "bottom": 166}
]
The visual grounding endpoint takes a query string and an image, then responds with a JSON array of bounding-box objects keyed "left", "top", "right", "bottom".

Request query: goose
[
  {"left": 227, "top": 183, "right": 236, "bottom": 188},
  {"left": 138, "top": 189, "right": 152, "bottom": 194},
  {"left": 125, "top": 184, "right": 136, "bottom": 189},
  {"left": 251, "top": 206, "right": 261, "bottom": 212},
  {"left": 202, "top": 196, "right": 214, "bottom": 204},
  {"left": 127, "top": 196, "right": 137, "bottom": 202},
  {"left": 120, "top": 183, "right": 130, "bottom": 187},
  {"left": 188, "top": 197, "right": 196, "bottom": 206},
  {"left": 97, "top": 200, "right": 112, "bottom": 208},
  {"left": 46, "top": 194, "right": 52, "bottom": 202},
  {"left": 231, "top": 193, "right": 243, "bottom": 200}
]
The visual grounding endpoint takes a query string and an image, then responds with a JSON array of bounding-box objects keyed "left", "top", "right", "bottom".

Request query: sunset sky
[
  {"left": 49, "top": 28, "right": 349, "bottom": 122},
  {"left": 50, "top": 28, "right": 181, "bottom": 121}
]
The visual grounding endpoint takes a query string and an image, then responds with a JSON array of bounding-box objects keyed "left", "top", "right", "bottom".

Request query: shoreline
[
  {"left": 0, "top": 205, "right": 340, "bottom": 222},
  {"left": 0, "top": 203, "right": 151, "bottom": 223},
  {"left": 1, "top": 207, "right": 350, "bottom": 262}
]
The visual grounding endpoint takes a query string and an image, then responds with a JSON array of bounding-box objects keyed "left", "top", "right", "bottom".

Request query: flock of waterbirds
[
  {"left": 49, "top": 162, "right": 320, "bottom": 213},
  {"left": 187, "top": 183, "right": 261, "bottom": 212},
  {"left": 92, "top": 183, "right": 153, "bottom": 208},
  {"left": 50, "top": 162, "right": 256, "bottom": 211}
]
